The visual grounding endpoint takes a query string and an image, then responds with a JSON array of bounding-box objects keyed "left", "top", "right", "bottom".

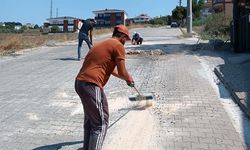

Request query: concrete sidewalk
[{"left": 214, "top": 55, "right": 250, "bottom": 118}]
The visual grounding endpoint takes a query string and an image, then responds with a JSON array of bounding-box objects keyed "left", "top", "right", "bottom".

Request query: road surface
[{"left": 0, "top": 27, "right": 249, "bottom": 150}]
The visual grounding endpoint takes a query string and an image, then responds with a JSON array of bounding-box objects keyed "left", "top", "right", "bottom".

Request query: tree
[
  {"left": 192, "top": 0, "right": 205, "bottom": 18},
  {"left": 172, "top": 6, "right": 187, "bottom": 25},
  {"left": 149, "top": 16, "right": 169, "bottom": 25},
  {"left": 166, "top": 15, "right": 172, "bottom": 25},
  {"left": 34, "top": 24, "right": 40, "bottom": 29}
]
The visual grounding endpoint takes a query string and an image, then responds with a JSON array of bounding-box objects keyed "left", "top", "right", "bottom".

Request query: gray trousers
[
  {"left": 78, "top": 33, "right": 92, "bottom": 59},
  {"left": 75, "top": 80, "right": 109, "bottom": 150}
]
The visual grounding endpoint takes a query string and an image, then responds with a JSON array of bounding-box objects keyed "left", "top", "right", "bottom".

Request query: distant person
[
  {"left": 75, "top": 25, "right": 134, "bottom": 150},
  {"left": 132, "top": 31, "right": 143, "bottom": 45},
  {"left": 77, "top": 18, "right": 96, "bottom": 61}
]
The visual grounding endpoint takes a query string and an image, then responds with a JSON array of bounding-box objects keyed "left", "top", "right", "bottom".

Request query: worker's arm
[
  {"left": 112, "top": 42, "right": 135, "bottom": 87},
  {"left": 112, "top": 60, "right": 129, "bottom": 80},
  {"left": 112, "top": 59, "right": 134, "bottom": 87}
]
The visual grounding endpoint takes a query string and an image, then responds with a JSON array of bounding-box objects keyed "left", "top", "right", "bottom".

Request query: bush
[
  {"left": 193, "top": 18, "right": 206, "bottom": 26},
  {"left": 50, "top": 26, "right": 60, "bottom": 33},
  {"left": 201, "top": 13, "right": 232, "bottom": 40},
  {"left": 149, "top": 16, "right": 170, "bottom": 25}
]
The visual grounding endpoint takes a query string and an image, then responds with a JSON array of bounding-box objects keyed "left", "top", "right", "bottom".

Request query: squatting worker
[
  {"left": 75, "top": 25, "right": 135, "bottom": 150},
  {"left": 77, "top": 18, "right": 96, "bottom": 60}
]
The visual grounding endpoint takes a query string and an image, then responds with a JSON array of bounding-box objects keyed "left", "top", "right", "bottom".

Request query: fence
[{"left": 231, "top": 11, "right": 250, "bottom": 52}]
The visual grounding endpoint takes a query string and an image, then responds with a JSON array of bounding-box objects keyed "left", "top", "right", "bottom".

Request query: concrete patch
[{"left": 26, "top": 113, "right": 40, "bottom": 121}]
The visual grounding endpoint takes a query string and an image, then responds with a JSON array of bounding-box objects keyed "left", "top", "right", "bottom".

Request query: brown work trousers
[{"left": 75, "top": 80, "right": 109, "bottom": 150}]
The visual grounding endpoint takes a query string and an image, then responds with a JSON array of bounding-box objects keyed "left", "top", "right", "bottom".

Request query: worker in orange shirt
[{"left": 75, "top": 25, "right": 134, "bottom": 150}]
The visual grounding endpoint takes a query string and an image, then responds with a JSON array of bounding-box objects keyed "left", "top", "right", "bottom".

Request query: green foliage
[
  {"left": 192, "top": 0, "right": 205, "bottom": 18},
  {"left": 0, "top": 25, "right": 23, "bottom": 33},
  {"left": 50, "top": 26, "right": 60, "bottom": 33},
  {"left": 172, "top": 6, "right": 186, "bottom": 23},
  {"left": 34, "top": 24, "right": 40, "bottom": 29},
  {"left": 0, "top": 22, "right": 42, "bottom": 33},
  {"left": 170, "top": 0, "right": 205, "bottom": 25},
  {"left": 201, "top": 13, "right": 232, "bottom": 40},
  {"left": 193, "top": 18, "right": 206, "bottom": 26},
  {"left": 0, "top": 26, "right": 14, "bottom": 33},
  {"left": 149, "top": 16, "right": 171, "bottom": 25}
]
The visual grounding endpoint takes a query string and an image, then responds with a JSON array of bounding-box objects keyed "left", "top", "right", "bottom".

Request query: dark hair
[
  {"left": 112, "top": 27, "right": 125, "bottom": 38},
  {"left": 87, "top": 18, "right": 96, "bottom": 24}
]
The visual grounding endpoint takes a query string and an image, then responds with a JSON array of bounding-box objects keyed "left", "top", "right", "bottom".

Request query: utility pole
[
  {"left": 56, "top": 8, "right": 58, "bottom": 18},
  {"left": 50, "top": 0, "right": 53, "bottom": 18},
  {"left": 187, "top": 0, "right": 192, "bottom": 34},
  {"left": 179, "top": 0, "right": 182, "bottom": 6}
]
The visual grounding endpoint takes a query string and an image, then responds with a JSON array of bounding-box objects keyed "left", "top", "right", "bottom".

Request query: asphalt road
[{"left": 0, "top": 27, "right": 249, "bottom": 150}]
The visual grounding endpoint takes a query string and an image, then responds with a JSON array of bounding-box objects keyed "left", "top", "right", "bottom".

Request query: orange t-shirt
[{"left": 76, "top": 38, "right": 125, "bottom": 88}]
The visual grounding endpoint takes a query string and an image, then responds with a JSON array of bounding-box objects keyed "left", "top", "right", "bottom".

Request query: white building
[
  {"left": 133, "top": 14, "right": 151, "bottom": 23},
  {"left": 25, "top": 23, "right": 35, "bottom": 29},
  {"left": 45, "top": 16, "right": 81, "bottom": 33},
  {"left": 14, "top": 25, "right": 22, "bottom": 30}
]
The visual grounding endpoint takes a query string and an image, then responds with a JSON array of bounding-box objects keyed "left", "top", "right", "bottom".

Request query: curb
[{"left": 214, "top": 67, "right": 250, "bottom": 119}]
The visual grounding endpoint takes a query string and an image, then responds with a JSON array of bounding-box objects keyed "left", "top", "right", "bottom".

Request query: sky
[{"left": 0, "top": 0, "right": 187, "bottom": 26}]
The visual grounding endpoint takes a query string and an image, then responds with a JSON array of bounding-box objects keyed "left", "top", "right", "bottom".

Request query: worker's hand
[{"left": 126, "top": 76, "right": 135, "bottom": 87}]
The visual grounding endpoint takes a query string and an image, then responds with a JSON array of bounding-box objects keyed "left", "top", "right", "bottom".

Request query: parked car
[{"left": 171, "top": 22, "right": 178, "bottom": 28}]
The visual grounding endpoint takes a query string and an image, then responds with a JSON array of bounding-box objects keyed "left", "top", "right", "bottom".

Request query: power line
[
  {"left": 179, "top": 0, "right": 182, "bottom": 6},
  {"left": 50, "top": 0, "right": 53, "bottom": 18}
]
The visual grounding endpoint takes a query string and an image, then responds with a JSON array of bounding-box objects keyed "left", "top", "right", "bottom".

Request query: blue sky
[{"left": 0, "top": 0, "right": 187, "bottom": 25}]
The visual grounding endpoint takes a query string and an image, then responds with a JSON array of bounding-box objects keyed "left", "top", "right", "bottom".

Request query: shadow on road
[
  {"left": 54, "top": 57, "right": 80, "bottom": 61},
  {"left": 32, "top": 140, "right": 83, "bottom": 150}
]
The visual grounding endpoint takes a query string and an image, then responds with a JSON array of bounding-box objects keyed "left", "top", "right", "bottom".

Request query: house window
[
  {"left": 105, "top": 20, "right": 110, "bottom": 25},
  {"left": 116, "top": 13, "right": 122, "bottom": 17},
  {"left": 51, "top": 21, "right": 57, "bottom": 25},
  {"left": 68, "top": 20, "right": 74, "bottom": 25},
  {"left": 116, "top": 20, "right": 122, "bottom": 24},
  {"left": 59, "top": 26, "right": 63, "bottom": 32},
  {"left": 99, "top": 21, "right": 104, "bottom": 25},
  {"left": 104, "top": 14, "right": 111, "bottom": 17},
  {"left": 98, "top": 14, "right": 104, "bottom": 17},
  {"left": 68, "top": 26, "right": 74, "bottom": 32}
]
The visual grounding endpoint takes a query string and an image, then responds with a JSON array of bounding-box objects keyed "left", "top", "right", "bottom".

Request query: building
[
  {"left": 212, "top": 0, "right": 234, "bottom": 16},
  {"left": 201, "top": 0, "right": 213, "bottom": 17},
  {"left": 45, "top": 16, "right": 81, "bottom": 33},
  {"left": 93, "top": 9, "right": 127, "bottom": 28},
  {"left": 25, "top": 23, "right": 35, "bottom": 29},
  {"left": 132, "top": 14, "right": 151, "bottom": 23},
  {"left": 14, "top": 25, "right": 22, "bottom": 31},
  {"left": 231, "top": 0, "right": 250, "bottom": 52}
]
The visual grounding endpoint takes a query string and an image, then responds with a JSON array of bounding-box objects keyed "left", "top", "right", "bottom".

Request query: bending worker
[
  {"left": 75, "top": 25, "right": 134, "bottom": 150},
  {"left": 132, "top": 31, "right": 143, "bottom": 45}
]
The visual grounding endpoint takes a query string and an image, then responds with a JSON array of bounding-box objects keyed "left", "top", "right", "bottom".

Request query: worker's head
[
  {"left": 87, "top": 18, "right": 97, "bottom": 24},
  {"left": 112, "top": 25, "right": 131, "bottom": 45}
]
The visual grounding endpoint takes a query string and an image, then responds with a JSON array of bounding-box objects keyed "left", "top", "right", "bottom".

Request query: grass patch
[
  {"left": 0, "top": 28, "right": 114, "bottom": 55},
  {"left": 0, "top": 24, "right": 163, "bottom": 56},
  {"left": 196, "top": 13, "right": 232, "bottom": 41}
]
